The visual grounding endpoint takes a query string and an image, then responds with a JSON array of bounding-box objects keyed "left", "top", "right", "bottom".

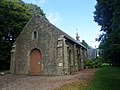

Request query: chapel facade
[{"left": 10, "top": 14, "right": 87, "bottom": 75}]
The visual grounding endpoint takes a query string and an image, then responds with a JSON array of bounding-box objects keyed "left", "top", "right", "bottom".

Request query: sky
[{"left": 23, "top": 0, "right": 101, "bottom": 48}]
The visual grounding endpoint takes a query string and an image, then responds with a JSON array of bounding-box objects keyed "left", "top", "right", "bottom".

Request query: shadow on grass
[{"left": 83, "top": 65, "right": 120, "bottom": 90}]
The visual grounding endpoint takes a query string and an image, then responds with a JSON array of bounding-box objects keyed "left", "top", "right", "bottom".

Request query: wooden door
[{"left": 30, "top": 49, "right": 42, "bottom": 75}]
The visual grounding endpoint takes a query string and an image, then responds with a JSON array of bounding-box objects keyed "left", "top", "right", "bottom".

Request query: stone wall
[{"left": 10, "top": 15, "right": 87, "bottom": 75}]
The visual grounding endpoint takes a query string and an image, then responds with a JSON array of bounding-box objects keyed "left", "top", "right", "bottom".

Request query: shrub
[{"left": 84, "top": 57, "right": 103, "bottom": 69}]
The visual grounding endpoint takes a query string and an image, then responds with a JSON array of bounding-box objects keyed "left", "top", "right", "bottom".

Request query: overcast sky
[{"left": 23, "top": 0, "right": 101, "bottom": 48}]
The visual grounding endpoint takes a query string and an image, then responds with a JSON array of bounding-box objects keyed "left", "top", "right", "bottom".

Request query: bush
[{"left": 84, "top": 57, "right": 103, "bottom": 69}]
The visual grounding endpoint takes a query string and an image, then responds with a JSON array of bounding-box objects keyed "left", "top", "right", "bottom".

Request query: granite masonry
[{"left": 10, "top": 14, "right": 87, "bottom": 76}]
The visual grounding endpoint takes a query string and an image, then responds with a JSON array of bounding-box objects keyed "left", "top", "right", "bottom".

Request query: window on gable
[
  {"left": 34, "top": 31, "right": 37, "bottom": 39},
  {"left": 32, "top": 31, "right": 38, "bottom": 40}
]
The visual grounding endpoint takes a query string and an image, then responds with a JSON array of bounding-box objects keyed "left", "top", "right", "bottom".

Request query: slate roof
[{"left": 35, "top": 15, "right": 87, "bottom": 49}]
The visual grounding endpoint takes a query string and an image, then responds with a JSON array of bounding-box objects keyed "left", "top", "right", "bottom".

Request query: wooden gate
[{"left": 30, "top": 49, "right": 42, "bottom": 75}]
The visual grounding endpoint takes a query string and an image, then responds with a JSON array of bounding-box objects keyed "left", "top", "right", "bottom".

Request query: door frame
[{"left": 29, "top": 48, "right": 42, "bottom": 75}]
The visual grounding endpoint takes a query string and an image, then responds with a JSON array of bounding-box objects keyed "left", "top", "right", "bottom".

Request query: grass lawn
[
  {"left": 55, "top": 81, "right": 85, "bottom": 90},
  {"left": 56, "top": 65, "right": 120, "bottom": 90},
  {"left": 55, "top": 81, "right": 88, "bottom": 90},
  {"left": 83, "top": 65, "right": 120, "bottom": 90}
]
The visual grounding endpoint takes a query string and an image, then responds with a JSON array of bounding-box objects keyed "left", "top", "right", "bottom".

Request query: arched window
[
  {"left": 32, "top": 31, "right": 38, "bottom": 40},
  {"left": 34, "top": 31, "right": 37, "bottom": 39}
]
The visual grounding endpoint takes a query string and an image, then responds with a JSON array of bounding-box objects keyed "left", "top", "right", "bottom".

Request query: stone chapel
[{"left": 10, "top": 14, "right": 87, "bottom": 75}]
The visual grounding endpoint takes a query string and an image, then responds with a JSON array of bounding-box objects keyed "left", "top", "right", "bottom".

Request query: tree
[
  {"left": 94, "top": 0, "right": 120, "bottom": 65},
  {"left": 0, "top": 0, "right": 46, "bottom": 70},
  {"left": 81, "top": 40, "right": 90, "bottom": 49}
]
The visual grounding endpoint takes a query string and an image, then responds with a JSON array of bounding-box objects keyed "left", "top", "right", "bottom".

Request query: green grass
[
  {"left": 55, "top": 66, "right": 120, "bottom": 90},
  {"left": 83, "top": 65, "right": 120, "bottom": 90},
  {"left": 54, "top": 81, "right": 85, "bottom": 90}
]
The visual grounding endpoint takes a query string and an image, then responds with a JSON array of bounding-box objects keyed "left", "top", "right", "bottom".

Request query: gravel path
[{"left": 0, "top": 69, "right": 96, "bottom": 90}]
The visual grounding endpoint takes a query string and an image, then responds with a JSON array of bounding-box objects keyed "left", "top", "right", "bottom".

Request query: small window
[
  {"left": 32, "top": 31, "right": 38, "bottom": 40},
  {"left": 34, "top": 31, "right": 37, "bottom": 39}
]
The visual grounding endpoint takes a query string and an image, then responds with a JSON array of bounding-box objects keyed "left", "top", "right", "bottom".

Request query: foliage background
[
  {"left": 94, "top": 0, "right": 120, "bottom": 65},
  {"left": 0, "top": 0, "right": 46, "bottom": 70}
]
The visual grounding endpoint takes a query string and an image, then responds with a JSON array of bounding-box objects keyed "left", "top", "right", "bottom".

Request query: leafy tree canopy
[
  {"left": 0, "top": 0, "right": 46, "bottom": 70},
  {"left": 81, "top": 40, "right": 90, "bottom": 49},
  {"left": 94, "top": 0, "right": 120, "bottom": 65}
]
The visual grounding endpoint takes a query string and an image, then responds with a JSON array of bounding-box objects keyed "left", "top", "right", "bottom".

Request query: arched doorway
[{"left": 30, "top": 48, "right": 42, "bottom": 75}]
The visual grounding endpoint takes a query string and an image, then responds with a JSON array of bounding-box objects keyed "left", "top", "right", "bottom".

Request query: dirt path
[{"left": 0, "top": 69, "right": 96, "bottom": 90}]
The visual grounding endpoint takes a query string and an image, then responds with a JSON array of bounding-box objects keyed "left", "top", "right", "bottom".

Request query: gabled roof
[
  {"left": 25, "top": 15, "right": 87, "bottom": 49},
  {"left": 35, "top": 15, "right": 87, "bottom": 49}
]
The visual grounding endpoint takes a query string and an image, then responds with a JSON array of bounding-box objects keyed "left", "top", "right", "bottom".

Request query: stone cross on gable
[{"left": 34, "top": 5, "right": 39, "bottom": 16}]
